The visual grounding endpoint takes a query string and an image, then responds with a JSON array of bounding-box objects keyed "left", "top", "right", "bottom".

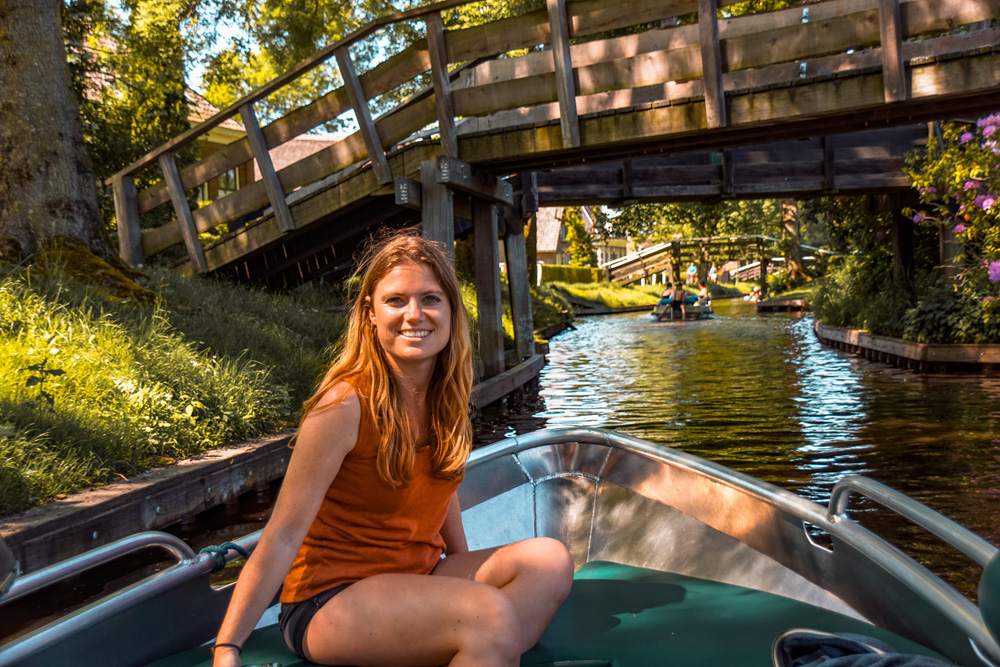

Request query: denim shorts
[{"left": 278, "top": 583, "right": 354, "bottom": 661}]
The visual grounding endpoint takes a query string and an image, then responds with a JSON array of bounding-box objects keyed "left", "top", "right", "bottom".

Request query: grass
[
  {"left": 548, "top": 281, "right": 663, "bottom": 308},
  {"left": 0, "top": 260, "right": 346, "bottom": 514}
]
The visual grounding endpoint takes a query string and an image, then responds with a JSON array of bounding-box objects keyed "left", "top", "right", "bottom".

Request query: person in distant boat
[
  {"left": 747, "top": 286, "right": 764, "bottom": 302},
  {"left": 696, "top": 280, "right": 710, "bottom": 305},
  {"left": 669, "top": 282, "right": 687, "bottom": 319},
  {"left": 211, "top": 233, "right": 574, "bottom": 667}
]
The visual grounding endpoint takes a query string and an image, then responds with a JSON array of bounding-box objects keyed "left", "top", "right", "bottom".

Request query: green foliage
[
  {"left": 529, "top": 283, "right": 572, "bottom": 331},
  {"left": 0, "top": 264, "right": 345, "bottom": 513},
  {"left": 540, "top": 265, "right": 603, "bottom": 284},
  {"left": 549, "top": 282, "right": 661, "bottom": 308},
  {"left": 606, "top": 199, "right": 783, "bottom": 244},
  {"left": 562, "top": 207, "right": 597, "bottom": 267}
]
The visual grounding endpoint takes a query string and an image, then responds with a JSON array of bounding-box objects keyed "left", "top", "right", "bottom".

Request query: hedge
[{"left": 540, "top": 264, "right": 604, "bottom": 284}]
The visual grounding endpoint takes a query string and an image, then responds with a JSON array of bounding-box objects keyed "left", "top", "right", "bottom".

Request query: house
[{"left": 535, "top": 206, "right": 628, "bottom": 266}]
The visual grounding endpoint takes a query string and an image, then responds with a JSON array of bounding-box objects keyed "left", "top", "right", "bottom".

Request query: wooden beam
[
  {"left": 240, "top": 103, "right": 295, "bottom": 233},
  {"left": 421, "top": 160, "right": 455, "bottom": 258},
  {"left": 426, "top": 12, "right": 458, "bottom": 158},
  {"left": 112, "top": 175, "right": 143, "bottom": 267},
  {"left": 436, "top": 156, "right": 513, "bottom": 206},
  {"left": 697, "top": 0, "right": 727, "bottom": 128},
  {"left": 504, "top": 215, "right": 536, "bottom": 360},
  {"left": 821, "top": 136, "right": 835, "bottom": 190},
  {"left": 470, "top": 354, "right": 545, "bottom": 409},
  {"left": 158, "top": 153, "right": 207, "bottom": 274},
  {"left": 720, "top": 149, "right": 733, "bottom": 195},
  {"left": 522, "top": 172, "right": 540, "bottom": 214},
  {"left": 473, "top": 199, "right": 505, "bottom": 378},
  {"left": 335, "top": 46, "right": 392, "bottom": 185},
  {"left": 546, "top": 0, "right": 581, "bottom": 148},
  {"left": 395, "top": 177, "right": 422, "bottom": 210},
  {"left": 879, "top": 0, "right": 907, "bottom": 102}
]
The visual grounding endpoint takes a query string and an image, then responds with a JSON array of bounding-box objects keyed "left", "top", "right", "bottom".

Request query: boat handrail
[
  {"left": 3, "top": 531, "right": 196, "bottom": 604},
  {"left": 828, "top": 475, "right": 998, "bottom": 567}
]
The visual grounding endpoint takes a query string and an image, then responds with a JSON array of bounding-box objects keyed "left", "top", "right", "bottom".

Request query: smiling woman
[{"left": 209, "top": 231, "right": 574, "bottom": 667}]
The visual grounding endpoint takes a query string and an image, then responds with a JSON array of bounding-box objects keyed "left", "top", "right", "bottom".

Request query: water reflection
[{"left": 473, "top": 299, "right": 1000, "bottom": 595}]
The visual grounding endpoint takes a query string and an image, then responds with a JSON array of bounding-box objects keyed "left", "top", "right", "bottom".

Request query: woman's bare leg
[
  {"left": 302, "top": 573, "right": 522, "bottom": 666},
  {"left": 432, "top": 537, "right": 575, "bottom": 652}
]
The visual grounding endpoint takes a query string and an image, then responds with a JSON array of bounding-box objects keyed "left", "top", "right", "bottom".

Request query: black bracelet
[{"left": 212, "top": 642, "right": 242, "bottom": 654}]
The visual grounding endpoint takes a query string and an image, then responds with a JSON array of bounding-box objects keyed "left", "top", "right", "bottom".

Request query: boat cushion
[{"left": 151, "top": 561, "right": 948, "bottom": 667}]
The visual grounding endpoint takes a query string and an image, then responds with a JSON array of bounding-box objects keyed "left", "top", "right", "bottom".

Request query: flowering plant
[{"left": 905, "top": 113, "right": 1000, "bottom": 312}]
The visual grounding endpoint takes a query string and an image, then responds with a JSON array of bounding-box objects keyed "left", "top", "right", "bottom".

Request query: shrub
[{"left": 540, "top": 264, "right": 604, "bottom": 284}]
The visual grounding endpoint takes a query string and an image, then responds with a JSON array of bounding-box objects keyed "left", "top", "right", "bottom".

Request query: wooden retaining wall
[{"left": 814, "top": 321, "right": 1000, "bottom": 374}]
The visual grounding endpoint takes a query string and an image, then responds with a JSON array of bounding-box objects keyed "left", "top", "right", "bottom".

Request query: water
[{"left": 475, "top": 299, "right": 1000, "bottom": 597}]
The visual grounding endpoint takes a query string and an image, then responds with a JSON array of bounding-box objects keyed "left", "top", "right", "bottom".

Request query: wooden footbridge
[{"left": 108, "top": 0, "right": 1000, "bottom": 387}]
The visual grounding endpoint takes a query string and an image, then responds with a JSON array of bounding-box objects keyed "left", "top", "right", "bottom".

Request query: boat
[
  {"left": 2, "top": 427, "right": 998, "bottom": 666},
  {"left": 651, "top": 296, "right": 713, "bottom": 320}
]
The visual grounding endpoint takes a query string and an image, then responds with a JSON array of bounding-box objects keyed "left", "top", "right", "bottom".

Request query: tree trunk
[
  {"left": 0, "top": 0, "right": 112, "bottom": 261},
  {"left": 781, "top": 199, "right": 808, "bottom": 283}
]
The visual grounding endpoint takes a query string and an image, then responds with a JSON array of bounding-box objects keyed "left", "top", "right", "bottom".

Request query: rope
[{"left": 199, "top": 542, "right": 251, "bottom": 573}]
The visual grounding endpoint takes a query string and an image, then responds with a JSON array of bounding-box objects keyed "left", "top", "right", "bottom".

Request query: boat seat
[{"left": 151, "top": 561, "right": 947, "bottom": 667}]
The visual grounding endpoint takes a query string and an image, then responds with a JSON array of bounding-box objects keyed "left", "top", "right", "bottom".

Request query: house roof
[
  {"left": 535, "top": 207, "right": 563, "bottom": 253},
  {"left": 185, "top": 89, "right": 245, "bottom": 132},
  {"left": 255, "top": 133, "right": 340, "bottom": 177}
]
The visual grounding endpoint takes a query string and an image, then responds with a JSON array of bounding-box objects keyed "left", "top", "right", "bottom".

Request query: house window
[{"left": 218, "top": 168, "right": 239, "bottom": 197}]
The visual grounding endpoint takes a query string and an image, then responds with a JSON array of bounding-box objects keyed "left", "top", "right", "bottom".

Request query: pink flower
[
  {"left": 964, "top": 181, "right": 978, "bottom": 191},
  {"left": 954, "top": 224, "right": 966, "bottom": 233},
  {"left": 990, "top": 261, "right": 1000, "bottom": 284},
  {"left": 985, "top": 296, "right": 997, "bottom": 303},
  {"left": 960, "top": 132, "right": 974, "bottom": 144},
  {"left": 975, "top": 194, "right": 987, "bottom": 208},
  {"left": 912, "top": 213, "right": 926, "bottom": 222},
  {"left": 985, "top": 125, "right": 998, "bottom": 138},
  {"left": 984, "top": 197, "right": 996, "bottom": 211},
  {"left": 960, "top": 203, "right": 967, "bottom": 212}
]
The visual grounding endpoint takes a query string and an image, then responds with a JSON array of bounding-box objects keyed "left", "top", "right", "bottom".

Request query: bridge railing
[{"left": 106, "top": 0, "right": 1000, "bottom": 273}]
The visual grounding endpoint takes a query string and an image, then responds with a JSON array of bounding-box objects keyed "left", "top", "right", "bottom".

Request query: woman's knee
[
  {"left": 514, "top": 538, "right": 574, "bottom": 597},
  {"left": 461, "top": 586, "right": 522, "bottom": 658}
]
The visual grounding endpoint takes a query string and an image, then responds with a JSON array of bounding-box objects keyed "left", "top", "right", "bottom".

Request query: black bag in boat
[{"left": 771, "top": 629, "right": 955, "bottom": 667}]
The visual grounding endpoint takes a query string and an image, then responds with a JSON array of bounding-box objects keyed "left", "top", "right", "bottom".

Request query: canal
[
  {"left": 475, "top": 298, "right": 1000, "bottom": 597},
  {"left": 5, "top": 298, "right": 999, "bottom": 643}
]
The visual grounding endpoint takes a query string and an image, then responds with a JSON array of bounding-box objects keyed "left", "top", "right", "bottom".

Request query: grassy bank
[{"left": 0, "top": 260, "right": 346, "bottom": 514}]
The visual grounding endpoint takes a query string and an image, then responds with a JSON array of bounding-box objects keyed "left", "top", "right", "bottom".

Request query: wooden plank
[
  {"left": 436, "top": 156, "right": 513, "bottom": 206},
  {"left": 421, "top": 160, "right": 455, "bottom": 258},
  {"left": 240, "top": 103, "right": 295, "bottom": 233},
  {"left": 395, "top": 176, "right": 422, "bottom": 210},
  {"left": 522, "top": 172, "right": 539, "bottom": 214},
  {"left": 697, "top": 0, "right": 726, "bottom": 128},
  {"left": 470, "top": 354, "right": 545, "bottom": 408},
  {"left": 504, "top": 221, "right": 536, "bottom": 360},
  {"left": 426, "top": 12, "right": 458, "bottom": 158},
  {"left": 473, "top": 199, "right": 505, "bottom": 379},
  {"left": 720, "top": 149, "right": 733, "bottom": 195},
  {"left": 335, "top": 46, "right": 392, "bottom": 185},
  {"left": 158, "top": 153, "right": 207, "bottom": 273},
  {"left": 879, "top": 0, "right": 907, "bottom": 102},
  {"left": 112, "top": 175, "right": 143, "bottom": 267},
  {"left": 547, "top": 0, "right": 581, "bottom": 148}
]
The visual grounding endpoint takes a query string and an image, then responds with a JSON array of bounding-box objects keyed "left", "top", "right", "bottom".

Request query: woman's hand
[{"left": 211, "top": 645, "right": 242, "bottom": 667}]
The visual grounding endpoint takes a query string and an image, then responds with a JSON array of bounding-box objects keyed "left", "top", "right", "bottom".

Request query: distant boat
[
  {"left": 2, "top": 427, "right": 999, "bottom": 667},
  {"left": 652, "top": 295, "right": 713, "bottom": 320}
]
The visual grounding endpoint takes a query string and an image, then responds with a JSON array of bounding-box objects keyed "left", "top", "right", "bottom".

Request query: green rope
[{"left": 199, "top": 542, "right": 250, "bottom": 573}]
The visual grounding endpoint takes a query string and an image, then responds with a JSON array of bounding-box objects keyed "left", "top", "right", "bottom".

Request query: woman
[
  {"left": 212, "top": 233, "right": 574, "bottom": 667},
  {"left": 696, "top": 280, "right": 710, "bottom": 305}
]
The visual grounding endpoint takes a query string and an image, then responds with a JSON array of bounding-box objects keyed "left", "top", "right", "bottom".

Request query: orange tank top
[{"left": 280, "top": 379, "right": 464, "bottom": 603}]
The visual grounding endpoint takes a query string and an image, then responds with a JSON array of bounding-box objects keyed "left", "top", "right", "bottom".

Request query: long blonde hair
[{"left": 299, "top": 232, "right": 473, "bottom": 487}]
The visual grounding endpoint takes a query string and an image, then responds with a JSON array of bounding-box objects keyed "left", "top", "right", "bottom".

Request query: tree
[
  {"left": 0, "top": 0, "right": 113, "bottom": 262},
  {"left": 562, "top": 207, "right": 596, "bottom": 267}
]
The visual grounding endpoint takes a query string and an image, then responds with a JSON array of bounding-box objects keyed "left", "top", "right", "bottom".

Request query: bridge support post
[
  {"left": 474, "top": 200, "right": 505, "bottom": 379},
  {"left": 112, "top": 175, "right": 143, "bottom": 267},
  {"left": 504, "top": 205, "right": 536, "bottom": 361},
  {"left": 420, "top": 161, "right": 455, "bottom": 258}
]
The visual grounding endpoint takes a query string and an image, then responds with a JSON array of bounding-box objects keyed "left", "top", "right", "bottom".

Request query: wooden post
[
  {"left": 892, "top": 209, "right": 914, "bottom": 283},
  {"left": 504, "top": 211, "right": 535, "bottom": 360},
  {"left": 546, "top": 0, "right": 581, "bottom": 148},
  {"left": 757, "top": 240, "right": 768, "bottom": 291},
  {"left": 158, "top": 153, "right": 207, "bottom": 273},
  {"left": 426, "top": 12, "right": 458, "bottom": 158},
  {"left": 781, "top": 199, "right": 806, "bottom": 282},
  {"left": 474, "top": 200, "right": 504, "bottom": 378},
  {"left": 421, "top": 160, "right": 455, "bottom": 258},
  {"left": 112, "top": 174, "right": 143, "bottom": 267},
  {"left": 878, "top": 0, "right": 907, "bottom": 102},
  {"left": 335, "top": 46, "right": 393, "bottom": 184},
  {"left": 821, "top": 136, "right": 835, "bottom": 191},
  {"left": 697, "top": 0, "right": 727, "bottom": 129},
  {"left": 240, "top": 103, "right": 295, "bottom": 233}
]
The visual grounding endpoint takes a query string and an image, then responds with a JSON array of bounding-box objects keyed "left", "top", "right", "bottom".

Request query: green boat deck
[{"left": 153, "top": 561, "right": 946, "bottom": 666}]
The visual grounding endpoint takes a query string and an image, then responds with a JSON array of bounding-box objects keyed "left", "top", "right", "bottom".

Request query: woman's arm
[
  {"left": 440, "top": 492, "right": 468, "bottom": 556},
  {"left": 212, "top": 383, "right": 362, "bottom": 667}
]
